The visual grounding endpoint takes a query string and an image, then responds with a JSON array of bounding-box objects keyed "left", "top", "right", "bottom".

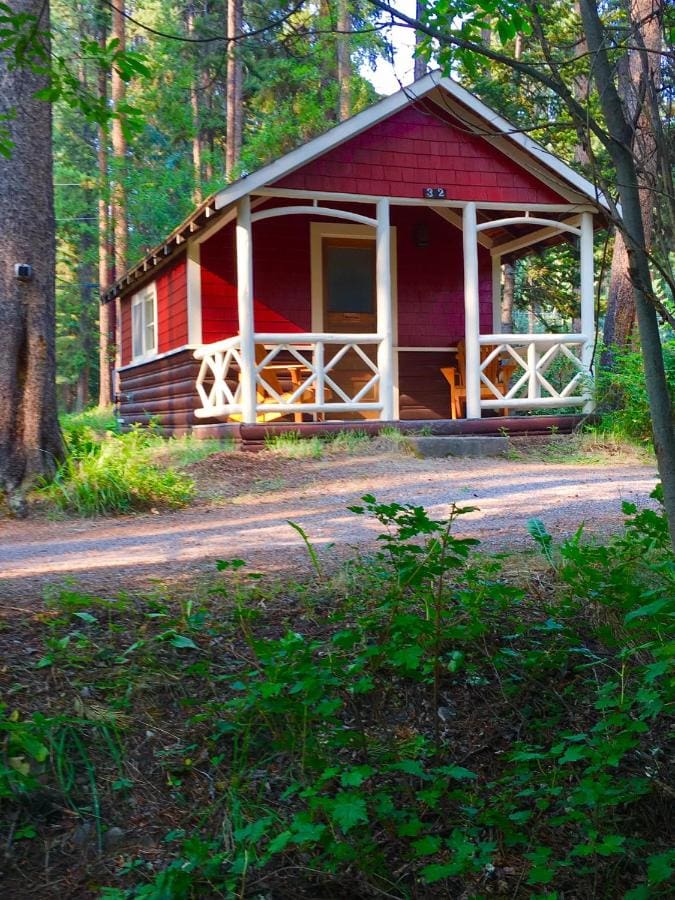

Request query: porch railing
[
  {"left": 478, "top": 333, "right": 592, "bottom": 411},
  {"left": 194, "top": 332, "right": 383, "bottom": 420}
]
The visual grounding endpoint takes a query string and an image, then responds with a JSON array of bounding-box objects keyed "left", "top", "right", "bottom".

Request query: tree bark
[
  {"left": 111, "top": 0, "right": 127, "bottom": 389},
  {"left": 501, "top": 263, "right": 514, "bottom": 332},
  {"left": 602, "top": 0, "right": 662, "bottom": 354},
  {"left": 337, "top": 0, "right": 351, "bottom": 120},
  {"left": 225, "top": 0, "right": 242, "bottom": 179},
  {"left": 579, "top": 0, "right": 675, "bottom": 548},
  {"left": 187, "top": 3, "right": 202, "bottom": 203},
  {"left": 414, "top": 1, "right": 427, "bottom": 79},
  {"left": 0, "top": 0, "right": 64, "bottom": 515},
  {"left": 97, "top": 20, "right": 113, "bottom": 407}
]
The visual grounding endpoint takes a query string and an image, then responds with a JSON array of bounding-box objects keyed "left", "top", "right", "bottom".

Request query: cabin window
[{"left": 131, "top": 283, "right": 157, "bottom": 361}]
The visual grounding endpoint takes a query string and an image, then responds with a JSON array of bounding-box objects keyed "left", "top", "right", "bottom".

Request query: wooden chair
[
  {"left": 441, "top": 341, "right": 517, "bottom": 419},
  {"left": 229, "top": 344, "right": 314, "bottom": 423}
]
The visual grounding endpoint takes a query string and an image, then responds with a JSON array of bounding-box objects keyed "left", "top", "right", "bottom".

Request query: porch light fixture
[{"left": 413, "top": 223, "right": 430, "bottom": 248}]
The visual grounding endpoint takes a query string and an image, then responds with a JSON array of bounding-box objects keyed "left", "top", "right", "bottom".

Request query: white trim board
[{"left": 117, "top": 343, "right": 199, "bottom": 373}]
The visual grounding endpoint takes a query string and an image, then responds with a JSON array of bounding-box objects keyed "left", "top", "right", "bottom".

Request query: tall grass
[{"left": 40, "top": 412, "right": 197, "bottom": 516}]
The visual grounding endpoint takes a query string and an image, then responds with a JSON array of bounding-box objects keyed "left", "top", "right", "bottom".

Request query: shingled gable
[{"left": 104, "top": 70, "right": 608, "bottom": 302}]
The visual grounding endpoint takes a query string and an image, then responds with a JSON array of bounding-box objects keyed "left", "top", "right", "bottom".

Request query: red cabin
[{"left": 104, "top": 73, "right": 608, "bottom": 440}]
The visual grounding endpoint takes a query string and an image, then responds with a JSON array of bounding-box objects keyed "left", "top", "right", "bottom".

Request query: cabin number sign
[{"left": 423, "top": 187, "right": 447, "bottom": 199}]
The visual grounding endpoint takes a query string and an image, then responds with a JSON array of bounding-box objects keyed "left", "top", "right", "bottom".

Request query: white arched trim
[
  {"left": 477, "top": 216, "right": 582, "bottom": 236},
  {"left": 251, "top": 205, "right": 377, "bottom": 228}
]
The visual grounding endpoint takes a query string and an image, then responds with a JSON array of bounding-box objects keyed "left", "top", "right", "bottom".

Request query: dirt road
[{"left": 0, "top": 449, "right": 658, "bottom": 605}]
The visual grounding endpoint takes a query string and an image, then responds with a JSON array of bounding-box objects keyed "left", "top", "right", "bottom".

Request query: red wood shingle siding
[
  {"left": 157, "top": 253, "right": 188, "bottom": 353},
  {"left": 274, "top": 105, "right": 566, "bottom": 204},
  {"left": 119, "top": 253, "right": 188, "bottom": 366},
  {"left": 200, "top": 219, "right": 311, "bottom": 344},
  {"left": 200, "top": 205, "right": 491, "bottom": 347}
]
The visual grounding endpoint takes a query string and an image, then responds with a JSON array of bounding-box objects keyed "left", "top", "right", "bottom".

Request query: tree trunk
[
  {"left": 111, "top": 0, "right": 127, "bottom": 389},
  {"left": 225, "top": 0, "right": 242, "bottom": 179},
  {"left": 97, "top": 21, "right": 113, "bottom": 407},
  {"left": 187, "top": 3, "right": 202, "bottom": 203},
  {"left": 413, "top": 1, "right": 427, "bottom": 79},
  {"left": 501, "top": 263, "right": 514, "bottom": 332},
  {"left": 602, "top": 0, "right": 661, "bottom": 354},
  {"left": 579, "top": 0, "right": 675, "bottom": 548},
  {"left": 337, "top": 0, "right": 351, "bottom": 121},
  {"left": 0, "top": 0, "right": 64, "bottom": 515}
]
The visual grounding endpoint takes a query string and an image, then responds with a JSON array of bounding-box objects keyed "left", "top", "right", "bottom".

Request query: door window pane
[{"left": 325, "top": 244, "right": 374, "bottom": 314}]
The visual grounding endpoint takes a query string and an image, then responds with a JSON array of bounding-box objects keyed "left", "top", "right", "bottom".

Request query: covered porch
[{"left": 192, "top": 189, "right": 597, "bottom": 426}]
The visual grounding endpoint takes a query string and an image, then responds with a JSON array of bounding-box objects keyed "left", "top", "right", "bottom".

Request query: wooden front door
[{"left": 322, "top": 238, "right": 378, "bottom": 418}]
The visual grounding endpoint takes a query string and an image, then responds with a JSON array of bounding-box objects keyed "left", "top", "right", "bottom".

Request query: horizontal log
[
  {"left": 238, "top": 415, "right": 586, "bottom": 442},
  {"left": 120, "top": 358, "right": 199, "bottom": 391},
  {"left": 120, "top": 380, "right": 199, "bottom": 404}
]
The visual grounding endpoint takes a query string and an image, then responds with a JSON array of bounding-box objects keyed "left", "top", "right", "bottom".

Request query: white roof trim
[{"left": 215, "top": 71, "right": 610, "bottom": 215}]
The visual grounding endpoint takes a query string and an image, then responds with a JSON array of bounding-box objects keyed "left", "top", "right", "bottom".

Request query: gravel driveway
[{"left": 0, "top": 448, "right": 658, "bottom": 606}]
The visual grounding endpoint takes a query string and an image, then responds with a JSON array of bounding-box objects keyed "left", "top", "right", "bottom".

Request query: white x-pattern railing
[
  {"left": 194, "top": 332, "right": 383, "bottom": 420},
  {"left": 478, "top": 333, "right": 592, "bottom": 411}
]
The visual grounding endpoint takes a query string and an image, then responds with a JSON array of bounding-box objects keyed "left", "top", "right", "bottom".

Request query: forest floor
[{"left": 0, "top": 439, "right": 658, "bottom": 607}]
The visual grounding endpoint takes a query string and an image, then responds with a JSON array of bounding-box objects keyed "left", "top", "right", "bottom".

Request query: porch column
[
  {"left": 376, "top": 197, "right": 394, "bottom": 421},
  {"left": 236, "top": 195, "right": 257, "bottom": 424},
  {"left": 463, "top": 202, "right": 481, "bottom": 419},
  {"left": 580, "top": 212, "right": 595, "bottom": 412}
]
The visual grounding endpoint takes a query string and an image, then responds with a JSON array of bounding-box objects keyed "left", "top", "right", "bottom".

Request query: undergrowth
[
  {"left": 597, "top": 340, "right": 675, "bottom": 443},
  {"left": 1, "top": 491, "right": 672, "bottom": 898},
  {"left": 37, "top": 411, "right": 218, "bottom": 516}
]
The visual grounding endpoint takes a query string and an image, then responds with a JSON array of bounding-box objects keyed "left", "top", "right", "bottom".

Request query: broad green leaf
[{"left": 330, "top": 793, "right": 368, "bottom": 833}]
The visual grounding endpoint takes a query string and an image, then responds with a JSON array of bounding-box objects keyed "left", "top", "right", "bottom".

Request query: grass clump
[
  {"left": 265, "top": 430, "right": 324, "bottom": 458},
  {"left": 322, "top": 428, "right": 371, "bottom": 453},
  {"left": 40, "top": 414, "right": 196, "bottom": 516}
]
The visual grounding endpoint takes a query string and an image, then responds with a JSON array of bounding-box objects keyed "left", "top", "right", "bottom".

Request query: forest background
[{"left": 53, "top": 0, "right": 671, "bottom": 409}]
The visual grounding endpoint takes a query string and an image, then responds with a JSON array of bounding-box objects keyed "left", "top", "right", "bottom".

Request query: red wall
[
  {"left": 120, "top": 253, "right": 187, "bottom": 366},
  {"left": 158, "top": 254, "right": 188, "bottom": 352},
  {"left": 274, "top": 105, "right": 566, "bottom": 205},
  {"left": 200, "top": 218, "right": 311, "bottom": 344},
  {"left": 200, "top": 205, "right": 492, "bottom": 348}
]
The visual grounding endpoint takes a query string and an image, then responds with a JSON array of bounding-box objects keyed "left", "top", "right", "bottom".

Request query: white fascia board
[{"left": 435, "top": 77, "right": 611, "bottom": 212}]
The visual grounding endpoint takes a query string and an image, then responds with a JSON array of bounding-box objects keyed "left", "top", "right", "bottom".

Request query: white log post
[
  {"left": 236, "top": 196, "right": 257, "bottom": 423},
  {"left": 580, "top": 211, "right": 595, "bottom": 411},
  {"left": 376, "top": 197, "right": 394, "bottom": 421},
  {"left": 463, "top": 202, "right": 481, "bottom": 418}
]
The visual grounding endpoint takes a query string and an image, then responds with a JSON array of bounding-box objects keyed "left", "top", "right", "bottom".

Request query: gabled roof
[{"left": 103, "top": 71, "right": 610, "bottom": 302}]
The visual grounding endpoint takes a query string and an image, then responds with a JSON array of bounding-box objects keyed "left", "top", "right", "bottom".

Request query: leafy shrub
[
  {"left": 40, "top": 423, "right": 194, "bottom": 515},
  {"left": 102, "top": 492, "right": 672, "bottom": 897},
  {"left": 598, "top": 340, "right": 675, "bottom": 442}
]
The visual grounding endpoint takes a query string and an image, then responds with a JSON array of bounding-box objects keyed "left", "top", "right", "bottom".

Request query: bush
[
  {"left": 40, "top": 420, "right": 194, "bottom": 515},
  {"left": 598, "top": 340, "right": 675, "bottom": 442}
]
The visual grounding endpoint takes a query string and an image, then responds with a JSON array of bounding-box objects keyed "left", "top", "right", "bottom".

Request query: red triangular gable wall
[{"left": 273, "top": 104, "right": 567, "bottom": 205}]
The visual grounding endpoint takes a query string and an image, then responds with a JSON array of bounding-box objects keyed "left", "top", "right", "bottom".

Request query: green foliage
[
  {"left": 3, "top": 492, "right": 671, "bottom": 896},
  {"left": 39, "top": 418, "right": 194, "bottom": 515},
  {"left": 598, "top": 341, "right": 675, "bottom": 442}
]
